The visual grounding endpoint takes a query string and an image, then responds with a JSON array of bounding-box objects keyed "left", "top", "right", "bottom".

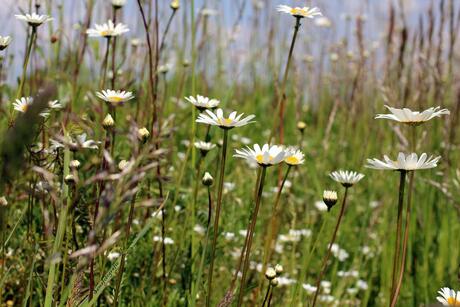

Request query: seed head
[
  {"left": 323, "top": 190, "right": 338, "bottom": 211},
  {"left": 202, "top": 172, "right": 214, "bottom": 186}
]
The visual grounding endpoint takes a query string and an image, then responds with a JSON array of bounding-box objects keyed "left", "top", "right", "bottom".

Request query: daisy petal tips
[
  {"left": 436, "top": 287, "right": 460, "bottom": 306},
  {"left": 234, "top": 144, "right": 285, "bottom": 167},
  {"left": 15, "top": 13, "right": 53, "bottom": 27},
  {"left": 366, "top": 153, "right": 440, "bottom": 171},
  {"left": 185, "top": 95, "right": 220, "bottom": 111},
  {"left": 375, "top": 105, "right": 450, "bottom": 125},
  {"left": 196, "top": 108, "right": 255, "bottom": 129},
  {"left": 330, "top": 170, "right": 364, "bottom": 187},
  {"left": 277, "top": 5, "right": 322, "bottom": 18}
]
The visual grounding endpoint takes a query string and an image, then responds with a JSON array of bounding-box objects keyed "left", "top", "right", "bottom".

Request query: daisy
[
  {"left": 15, "top": 13, "right": 53, "bottom": 27},
  {"left": 234, "top": 144, "right": 285, "bottom": 167},
  {"left": 48, "top": 100, "right": 63, "bottom": 109},
  {"left": 185, "top": 95, "right": 220, "bottom": 111},
  {"left": 0, "top": 36, "right": 12, "bottom": 51},
  {"left": 277, "top": 5, "right": 322, "bottom": 19},
  {"left": 284, "top": 147, "right": 305, "bottom": 165},
  {"left": 13, "top": 97, "right": 33, "bottom": 113},
  {"left": 437, "top": 287, "right": 460, "bottom": 306},
  {"left": 330, "top": 170, "right": 364, "bottom": 187},
  {"left": 366, "top": 152, "right": 441, "bottom": 171},
  {"left": 375, "top": 105, "right": 450, "bottom": 125},
  {"left": 86, "top": 20, "right": 129, "bottom": 38},
  {"left": 194, "top": 141, "right": 216, "bottom": 152},
  {"left": 196, "top": 108, "right": 255, "bottom": 129},
  {"left": 96, "top": 89, "right": 134, "bottom": 106}
]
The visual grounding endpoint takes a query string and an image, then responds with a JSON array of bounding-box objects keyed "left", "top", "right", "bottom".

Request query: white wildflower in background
[
  {"left": 87, "top": 20, "right": 129, "bottom": 37},
  {"left": 0, "top": 36, "right": 12, "bottom": 50},
  {"left": 185, "top": 95, "right": 220, "bottom": 111},
  {"left": 107, "top": 252, "right": 120, "bottom": 261},
  {"left": 330, "top": 170, "right": 364, "bottom": 187},
  {"left": 330, "top": 243, "right": 349, "bottom": 261},
  {"left": 112, "top": 0, "right": 127, "bottom": 9},
  {"left": 48, "top": 100, "right": 62, "bottom": 109},
  {"left": 196, "top": 108, "right": 255, "bottom": 129},
  {"left": 234, "top": 144, "right": 285, "bottom": 167},
  {"left": 96, "top": 90, "right": 134, "bottom": 106},
  {"left": 284, "top": 148, "right": 305, "bottom": 166},
  {"left": 437, "top": 287, "right": 460, "bottom": 306},
  {"left": 303, "top": 284, "right": 317, "bottom": 294},
  {"left": 13, "top": 97, "right": 33, "bottom": 113},
  {"left": 315, "top": 17, "right": 331, "bottom": 28},
  {"left": 315, "top": 200, "right": 328, "bottom": 212},
  {"left": 337, "top": 270, "right": 359, "bottom": 278},
  {"left": 194, "top": 141, "right": 216, "bottom": 152},
  {"left": 15, "top": 13, "right": 53, "bottom": 27},
  {"left": 153, "top": 236, "right": 174, "bottom": 245},
  {"left": 356, "top": 280, "right": 369, "bottom": 290},
  {"left": 375, "top": 105, "right": 449, "bottom": 125},
  {"left": 277, "top": 5, "right": 322, "bottom": 18},
  {"left": 366, "top": 153, "right": 440, "bottom": 171}
]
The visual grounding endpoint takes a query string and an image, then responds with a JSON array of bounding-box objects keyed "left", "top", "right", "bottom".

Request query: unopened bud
[
  {"left": 102, "top": 114, "right": 115, "bottom": 129},
  {"left": 118, "top": 159, "right": 129, "bottom": 171},
  {"left": 275, "top": 264, "right": 283, "bottom": 275},
  {"left": 65, "top": 174, "right": 75, "bottom": 185},
  {"left": 202, "top": 172, "right": 214, "bottom": 186},
  {"left": 265, "top": 267, "right": 276, "bottom": 280},
  {"left": 297, "top": 121, "right": 306, "bottom": 132},
  {"left": 270, "top": 278, "right": 279, "bottom": 287},
  {"left": 0, "top": 196, "right": 7, "bottom": 206},
  {"left": 137, "top": 127, "right": 150, "bottom": 142},
  {"left": 323, "top": 190, "right": 338, "bottom": 212},
  {"left": 70, "top": 160, "right": 81, "bottom": 170},
  {"left": 170, "top": 0, "right": 179, "bottom": 10}
]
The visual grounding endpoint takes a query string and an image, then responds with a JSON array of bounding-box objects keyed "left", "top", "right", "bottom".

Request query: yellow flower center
[
  {"left": 290, "top": 8, "right": 304, "bottom": 15},
  {"left": 21, "top": 105, "right": 29, "bottom": 112},
  {"left": 447, "top": 297, "right": 460, "bottom": 306},
  {"left": 108, "top": 96, "right": 124, "bottom": 103},
  {"left": 285, "top": 156, "right": 299, "bottom": 165},
  {"left": 256, "top": 154, "right": 273, "bottom": 164},
  {"left": 218, "top": 118, "right": 233, "bottom": 125},
  {"left": 101, "top": 30, "right": 111, "bottom": 37}
]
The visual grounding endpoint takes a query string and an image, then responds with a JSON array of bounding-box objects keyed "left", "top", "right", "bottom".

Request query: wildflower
[
  {"left": 0, "top": 36, "right": 12, "bottom": 51},
  {"left": 270, "top": 278, "right": 279, "bottom": 287},
  {"left": 185, "top": 95, "right": 220, "bottom": 111},
  {"left": 86, "top": 20, "right": 129, "bottom": 37},
  {"left": 0, "top": 196, "right": 7, "bottom": 206},
  {"left": 330, "top": 170, "right": 364, "bottom": 187},
  {"left": 13, "top": 97, "right": 33, "bottom": 113},
  {"left": 356, "top": 280, "right": 368, "bottom": 290},
  {"left": 315, "top": 17, "right": 332, "bottom": 28},
  {"left": 15, "top": 13, "right": 53, "bottom": 27},
  {"left": 302, "top": 284, "right": 317, "bottom": 294},
  {"left": 297, "top": 121, "right": 306, "bottom": 132},
  {"left": 137, "top": 127, "right": 150, "bottom": 143},
  {"left": 366, "top": 153, "right": 440, "bottom": 171},
  {"left": 197, "top": 108, "right": 255, "bottom": 129},
  {"left": 70, "top": 160, "right": 81, "bottom": 170},
  {"left": 107, "top": 252, "right": 120, "bottom": 261},
  {"left": 375, "top": 105, "right": 450, "bottom": 125},
  {"left": 153, "top": 236, "right": 174, "bottom": 245},
  {"left": 96, "top": 89, "right": 134, "bottom": 106},
  {"left": 170, "top": 0, "right": 179, "bottom": 10},
  {"left": 48, "top": 100, "right": 62, "bottom": 109},
  {"left": 102, "top": 114, "right": 115, "bottom": 129},
  {"left": 202, "top": 172, "right": 214, "bottom": 186},
  {"left": 277, "top": 5, "right": 322, "bottom": 18},
  {"left": 284, "top": 148, "right": 305, "bottom": 166},
  {"left": 201, "top": 8, "right": 218, "bottom": 17},
  {"left": 64, "top": 174, "right": 75, "bottom": 185},
  {"left": 314, "top": 200, "right": 328, "bottom": 212},
  {"left": 194, "top": 141, "right": 216, "bottom": 156},
  {"left": 275, "top": 264, "right": 283, "bottom": 275},
  {"left": 323, "top": 190, "right": 338, "bottom": 211},
  {"left": 112, "top": 0, "right": 127, "bottom": 9},
  {"left": 265, "top": 267, "right": 277, "bottom": 280},
  {"left": 234, "top": 144, "right": 285, "bottom": 167},
  {"left": 330, "top": 243, "right": 349, "bottom": 261},
  {"left": 437, "top": 287, "right": 460, "bottom": 306}
]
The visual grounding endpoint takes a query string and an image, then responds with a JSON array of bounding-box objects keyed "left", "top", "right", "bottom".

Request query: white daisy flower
[
  {"left": 277, "top": 5, "right": 322, "bottom": 18},
  {"left": 13, "top": 97, "right": 33, "bottom": 113},
  {"left": 194, "top": 141, "right": 216, "bottom": 152},
  {"left": 196, "top": 108, "right": 255, "bottom": 129},
  {"left": 234, "top": 144, "right": 285, "bottom": 167},
  {"left": 366, "top": 152, "right": 441, "bottom": 171},
  {"left": 86, "top": 20, "right": 129, "bottom": 37},
  {"left": 302, "top": 283, "right": 317, "bottom": 294},
  {"left": 437, "top": 287, "right": 460, "bottom": 306},
  {"left": 48, "top": 100, "right": 63, "bottom": 109},
  {"left": 330, "top": 170, "right": 364, "bottom": 187},
  {"left": 185, "top": 95, "right": 220, "bottom": 110},
  {"left": 375, "top": 105, "right": 450, "bottom": 125},
  {"left": 284, "top": 147, "right": 305, "bottom": 165},
  {"left": 15, "top": 13, "right": 53, "bottom": 27},
  {"left": 96, "top": 89, "right": 134, "bottom": 106},
  {"left": 315, "top": 17, "right": 332, "bottom": 28},
  {"left": 0, "top": 36, "right": 12, "bottom": 50},
  {"left": 112, "top": 0, "right": 127, "bottom": 8},
  {"left": 75, "top": 134, "right": 100, "bottom": 149}
]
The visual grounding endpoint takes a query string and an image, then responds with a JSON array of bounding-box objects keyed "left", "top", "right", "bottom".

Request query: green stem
[
  {"left": 44, "top": 135, "right": 71, "bottom": 307},
  {"left": 206, "top": 129, "right": 229, "bottom": 307},
  {"left": 311, "top": 187, "right": 349, "bottom": 307},
  {"left": 16, "top": 27, "right": 37, "bottom": 99},
  {"left": 237, "top": 166, "right": 268, "bottom": 306}
]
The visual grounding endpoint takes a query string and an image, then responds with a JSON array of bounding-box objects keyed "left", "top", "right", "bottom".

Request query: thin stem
[
  {"left": 311, "top": 187, "right": 349, "bottom": 307},
  {"left": 206, "top": 129, "right": 229, "bottom": 307},
  {"left": 16, "top": 27, "right": 37, "bottom": 99},
  {"left": 390, "top": 170, "right": 407, "bottom": 298},
  {"left": 262, "top": 284, "right": 272, "bottom": 307},
  {"left": 100, "top": 37, "right": 111, "bottom": 90},
  {"left": 237, "top": 166, "right": 268, "bottom": 306},
  {"left": 390, "top": 171, "right": 412, "bottom": 307}
]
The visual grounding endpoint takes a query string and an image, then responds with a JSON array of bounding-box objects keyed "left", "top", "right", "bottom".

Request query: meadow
[{"left": 0, "top": 0, "right": 459, "bottom": 306}]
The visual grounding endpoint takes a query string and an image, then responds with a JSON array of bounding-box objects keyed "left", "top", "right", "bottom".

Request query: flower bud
[
  {"left": 102, "top": 114, "right": 115, "bottom": 129},
  {"left": 0, "top": 196, "right": 7, "bottom": 206},
  {"left": 65, "top": 174, "right": 75, "bottom": 185},
  {"left": 202, "top": 172, "right": 214, "bottom": 186},
  {"left": 170, "top": 0, "right": 179, "bottom": 10},
  {"left": 112, "top": 0, "right": 126, "bottom": 9},
  {"left": 70, "top": 160, "right": 81, "bottom": 170},
  {"left": 118, "top": 159, "right": 129, "bottom": 171},
  {"left": 270, "top": 278, "right": 279, "bottom": 287},
  {"left": 323, "top": 190, "right": 338, "bottom": 212},
  {"left": 275, "top": 264, "right": 283, "bottom": 275},
  {"left": 265, "top": 267, "right": 277, "bottom": 280},
  {"left": 297, "top": 121, "right": 306, "bottom": 132},
  {"left": 137, "top": 127, "right": 150, "bottom": 143}
]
